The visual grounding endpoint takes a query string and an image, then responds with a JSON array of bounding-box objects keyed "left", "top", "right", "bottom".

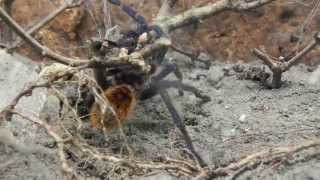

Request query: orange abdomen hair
[{"left": 90, "top": 84, "right": 137, "bottom": 130}]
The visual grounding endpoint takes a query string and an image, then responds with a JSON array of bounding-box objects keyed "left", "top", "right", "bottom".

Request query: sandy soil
[{"left": 1, "top": 51, "right": 320, "bottom": 179}]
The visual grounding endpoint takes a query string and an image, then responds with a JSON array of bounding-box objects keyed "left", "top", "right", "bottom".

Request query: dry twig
[
  {"left": 72, "top": 140, "right": 199, "bottom": 177},
  {"left": 8, "top": 0, "right": 85, "bottom": 51},
  {"left": 155, "top": 0, "right": 275, "bottom": 32},
  {"left": 0, "top": 66, "right": 84, "bottom": 121},
  {"left": 0, "top": 6, "right": 88, "bottom": 65},
  {"left": 11, "top": 111, "right": 81, "bottom": 179},
  {"left": 193, "top": 139, "right": 320, "bottom": 179}
]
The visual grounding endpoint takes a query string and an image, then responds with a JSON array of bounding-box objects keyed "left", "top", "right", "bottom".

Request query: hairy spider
[{"left": 87, "top": 0, "right": 210, "bottom": 167}]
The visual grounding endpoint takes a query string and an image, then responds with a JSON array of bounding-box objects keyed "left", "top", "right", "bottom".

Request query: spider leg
[
  {"left": 151, "top": 63, "right": 184, "bottom": 95},
  {"left": 139, "top": 84, "right": 158, "bottom": 100},
  {"left": 140, "top": 80, "right": 210, "bottom": 103},
  {"left": 139, "top": 65, "right": 209, "bottom": 166},
  {"left": 151, "top": 64, "right": 181, "bottom": 81},
  {"left": 158, "top": 88, "right": 207, "bottom": 167},
  {"left": 158, "top": 80, "right": 211, "bottom": 103}
]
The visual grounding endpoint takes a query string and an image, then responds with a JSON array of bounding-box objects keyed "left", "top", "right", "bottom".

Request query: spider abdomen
[{"left": 90, "top": 84, "right": 137, "bottom": 130}]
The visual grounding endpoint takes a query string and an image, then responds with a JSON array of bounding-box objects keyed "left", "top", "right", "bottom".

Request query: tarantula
[{"left": 87, "top": 0, "right": 210, "bottom": 167}]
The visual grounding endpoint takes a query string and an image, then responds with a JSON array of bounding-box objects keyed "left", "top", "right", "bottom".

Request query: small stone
[
  {"left": 239, "top": 114, "right": 246, "bottom": 122},
  {"left": 217, "top": 99, "right": 223, "bottom": 104}
]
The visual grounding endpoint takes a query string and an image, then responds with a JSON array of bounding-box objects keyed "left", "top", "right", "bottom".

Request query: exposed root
[{"left": 193, "top": 140, "right": 320, "bottom": 179}]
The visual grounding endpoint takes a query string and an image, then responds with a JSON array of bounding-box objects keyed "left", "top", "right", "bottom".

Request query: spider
[{"left": 87, "top": 0, "right": 210, "bottom": 167}]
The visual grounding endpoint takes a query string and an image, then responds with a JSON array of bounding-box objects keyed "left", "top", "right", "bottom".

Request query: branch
[
  {"left": 156, "top": 0, "right": 275, "bottom": 31},
  {"left": 231, "top": 0, "right": 274, "bottom": 10},
  {"left": 252, "top": 48, "right": 277, "bottom": 68},
  {"left": 285, "top": 32, "right": 320, "bottom": 70},
  {"left": 9, "top": 0, "right": 85, "bottom": 50},
  {"left": 0, "top": 7, "right": 88, "bottom": 65},
  {"left": 73, "top": 140, "right": 199, "bottom": 176},
  {"left": 12, "top": 111, "right": 80, "bottom": 179},
  {"left": 252, "top": 32, "right": 320, "bottom": 88},
  {"left": 0, "top": 66, "right": 84, "bottom": 122}
]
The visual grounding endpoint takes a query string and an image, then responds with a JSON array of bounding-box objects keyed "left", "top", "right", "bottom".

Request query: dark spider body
[
  {"left": 106, "top": 0, "right": 164, "bottom": 53},
  {"left": 89, "top": 0, "right": 210, "bottom": 167}
]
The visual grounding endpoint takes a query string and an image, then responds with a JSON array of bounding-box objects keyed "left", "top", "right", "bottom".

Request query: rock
[
  {"left": 0, "top": 50, "right": 62, "bottom": 180},
  {"left": 207, "top": 66, "right": 224, "bottom": 87},
  {"left": 0, "top": 50, "right": 46, "bottom": 112},
  {"left": 239, "top": 114, "right": 246, "bottom": 122},
  {"left": 308, "top": 66, "right": 320, "bottom": 84},
  {"left": 39, "top": 94, "right": 61, "bottom": 122}
]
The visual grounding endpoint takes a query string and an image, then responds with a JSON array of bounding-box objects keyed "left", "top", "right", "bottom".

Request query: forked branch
[{"left": 253, "top": 32, "right": 320, "bottom": 88}]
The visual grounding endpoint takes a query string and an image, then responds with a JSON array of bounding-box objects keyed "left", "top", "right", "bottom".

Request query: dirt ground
[{"left": 1, "top": 51, "right": 320, "bottom": 179}]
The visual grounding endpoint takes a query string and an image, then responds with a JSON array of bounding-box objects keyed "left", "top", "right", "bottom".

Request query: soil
[{"left": 1, "top": 51, "right": 320, "bottom": 179}]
